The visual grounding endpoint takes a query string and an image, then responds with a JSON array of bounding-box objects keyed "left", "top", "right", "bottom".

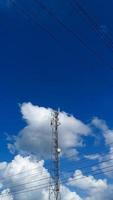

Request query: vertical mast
[{"left": 49, "top": 110, "right": 61, "bottom": 200}]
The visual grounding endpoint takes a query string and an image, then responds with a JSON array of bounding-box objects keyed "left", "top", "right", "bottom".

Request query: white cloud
[
  {"left": 98, "top": 146, "right": 113, "bottom": 177},
  {"left": 68, "top": 169, "right": 112, "bottom": 200},
  {"left": 68, "top": 170, "right": 107, "bottom": 192},
  {"left": 91, "top": 117, "right": 113, "bottom": 176},
  {"left": 92, "top": 117, "right": 113, "bottom": 145},
  {"left": 0, "top": 155, "right": 50, "bottom": 200},
  {"left": 0, "top": 189, "right": 13, "bottom": 200},
  {"left": 3, "top": 102, "right": 113, "bottom": 200},
  {"left": 0, "top": 155, "right": 82, "bottom": 200},
  {"left": 9, "top": 102, "right": 91, "bottom": 159},
  {"left": 84, "top": 154, "right": 101, "bottom": 160},
  {"left": 1, "top": 105, "right": 113, "bottom": 199},
  {"left": 1, "top": 155, "right": 112, "bottom": 200},
  {"left": 61, "top": 186, "right": 82, "bottom": 200},
  {"left": 85, "top": 184, "right": 113, "bottom": 200}
]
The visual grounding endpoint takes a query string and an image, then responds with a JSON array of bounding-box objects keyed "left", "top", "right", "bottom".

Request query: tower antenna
[{"left": 49, "top": 109, "right": 61, "bottom": 200}]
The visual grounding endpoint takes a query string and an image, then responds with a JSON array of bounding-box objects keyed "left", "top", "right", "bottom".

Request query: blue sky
[
  {"left": 0, "top": 0, "right": 113, "bottom": 199},
  {"left": 0, "top": 0, "right": 113, "bottom": 131}
]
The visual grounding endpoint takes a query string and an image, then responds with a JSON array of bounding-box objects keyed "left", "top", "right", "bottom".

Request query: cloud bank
[
  {"left": 9, "top": 102, "right": 91, "bottom": 159},
  {"left": 0, "top": 155, "right": 113, "bottom": 200},
  {"left": 68, "top": 169, "right": 113, "bottom": 200},
  {"left": 0, "top": 155, "right": 82, "bottom": 200}
]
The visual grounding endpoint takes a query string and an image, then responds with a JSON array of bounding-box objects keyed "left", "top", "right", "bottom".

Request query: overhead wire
[
  {"left": 33, "top": 0, "right": 103, "bottom": 58},
  {"left": 1, "top": 153, "right": 113, "bottom": 193},
  {"left": 1, "top": 1, "right": 113, "bottom": 198},
  {"left": 60, "top": 156, "right": 113, "bottom": 178},
  {"left": 69, "top": 0, "right": 113, "bottom": 52},
  {"left": 1, "top": 163, "right": 113, "bottom": 199},
  {"left": 10, "top": 0, "right": 113, "bottom": 71},
  {"left": 10, "top": 0, "right": 58, "bottom": 42},
  {"left": 0, "top": 139, "right": 112, "bottom": 185},
  {"left": 33, "top": 0, "right": 113, "bottom": 68},
  {"left": 0, "top": 140, "right": 113, "bottom": 183},
  {"left": 63, "top": 163, "right": 113, "bottom": 184},
  {"left": 61, "top": 140, "right": 113, "bottom": 162},
  {"left": 9, "top": 0, "right": 113, "bottom": 81}
]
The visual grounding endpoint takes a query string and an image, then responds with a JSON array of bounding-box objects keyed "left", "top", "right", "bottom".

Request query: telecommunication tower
[{"left": 49, "top": 110, "right": 61, "bottom": 200}]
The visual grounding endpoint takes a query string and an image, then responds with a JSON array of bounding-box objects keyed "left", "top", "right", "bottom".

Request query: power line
[
  {"left": 1, "top": 139, "right": 112, "bottom": 184},
  {"left": 2, "top": 174, "right": 50, "bottom": 192},
  {"left": 34, "top": 0, "right": 113, "bottom": 67},
  {"left": 63, "top": 163, "right": 113, "bottom": 184},
  {"left": 10, "top": 0, "right": 71, "bottom": 53},
  {"left": 0, "top": 165, "right": 49, "bottom": 182},
  {"left": 11, "top": 0, "right": 113, "bottom": 69},
  {"left": 10, "top": 0, "right": 58, "bottom": 43},
  {"left": 1, "top": 2, "right": 113, "bottom": 199},
  {"left": 61, "top": 140, "right": 113, "bottom": 163},
  {"left": 0, "top": 140, "right": 113, "bottom": 183},
  {"left": 1, "top": 163, "right": 113, "bottom": 199},
  {"left": 2, "top": 163, "right": 113, "bottom": 198},
  {"left": 60, "top": 156, "right": 113, "bottom": 178},
  {"left": 69, "top": 0, "right": 113, "bottom": 52},
  {"left": 0, "top": 158, "right": 110, "bottom": 191},
  {"left": 1, "top": 154, "right": 113, "bottom": 194}
]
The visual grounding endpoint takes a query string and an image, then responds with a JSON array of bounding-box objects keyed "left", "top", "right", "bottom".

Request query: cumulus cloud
[
  {"left": 1, "top": 107, "right": 113, "bottom": 199},
  {"left": 0, "top": 155, "right": 50, "bottom": 200},
  {"left": 68, "top": 170, "right": 107, "bottom": 191},
  {"left": 68, "top": 169, "right": 112, "bottom": 200},
  {"left": 0, "top": 189, "right": 13, "bottom": 200},
  {"left": 0, "top": 155, "right": 82, "bottom": 200},
  {"left": 9, "top": 102, "right": 91, "bottom": 159},
  {"left": 84, "top": 154, "right": 101, "bottom": 160},
  {"left": 61, "top": 186, "right": 82, "bottom": 200},
  {"left": 85, "top": 184, "right": 113, "bottom": 200},
  {"left": 91, "top": 117, "right": 113, "bottom": 176},
  {"left": 1, "top": 155, "right": 113, "bottom": 200},
  {"left": 98, "top": 146, "right": 113, "bottom": 177},
  {"left": 92, "top": 117, "right": 113, "bottom": 145}
]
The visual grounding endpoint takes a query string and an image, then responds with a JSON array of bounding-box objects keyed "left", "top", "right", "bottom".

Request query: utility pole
[{"left": 49, "top": 110, "right": 61, "bottom": 200}]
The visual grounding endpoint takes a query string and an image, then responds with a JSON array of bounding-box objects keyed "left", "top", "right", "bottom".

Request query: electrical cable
[
  {"left": 69, "top": 0, "right": 113, "bottom": 51},
  {"left": 34, "top": 0, "right": 111, "bottom": 65},
  {"left": 61, "top": 140, "right": 113, "bottom": 163},
  {"left": 1, "top": 163, "right": 113, "bottom": 198},
  {"left": 10, "top": 0, "right": 58, "bottom": 42},
  {"left": 1, "top": 155, "right": 113, "bottom": 193},
  {"left": 0, "top": 140, "right": 113, "bottom": 182}
]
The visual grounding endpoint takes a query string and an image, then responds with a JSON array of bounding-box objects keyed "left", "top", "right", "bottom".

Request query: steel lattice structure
[{"left": 49, "top": 110, "right": 61, "bottom": 200}]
